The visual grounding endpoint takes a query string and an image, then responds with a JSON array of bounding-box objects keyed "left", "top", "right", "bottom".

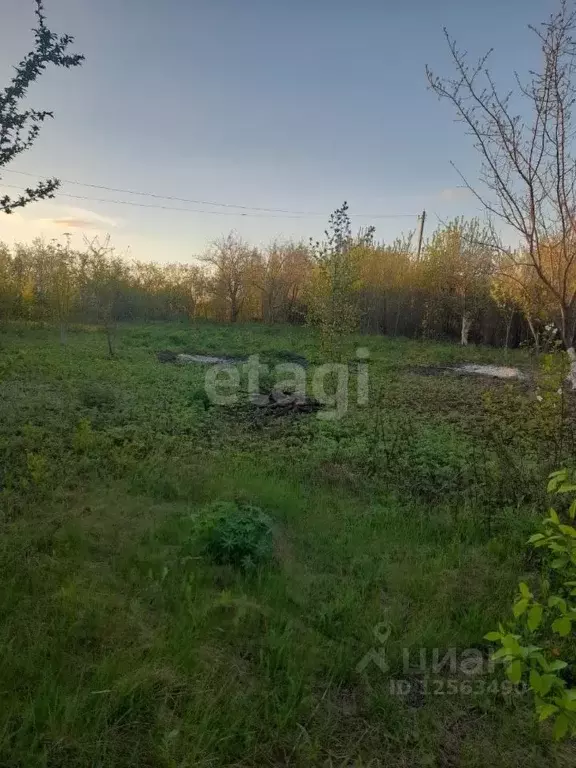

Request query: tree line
[
  {"left": 2, "top": 1, "right": 576, "bottom": 356},
  {"left": 0, "top": 206, "right": 570, "bottom": 352}
]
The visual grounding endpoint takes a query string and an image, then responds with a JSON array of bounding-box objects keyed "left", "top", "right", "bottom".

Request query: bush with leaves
[
  {"left": 479, "top": 353, "right": 575, "bottom": 504},
  {"left": 306, "top": 202, "right": 373, "bottom": 358},
  {"left": 192, "top": 500, "right": 274, "bottom": 569},
  {"left": 486, "top": 468, "right": 576, "bottom": 739},
  {"left": 79, "top": 381, "right": 116, "bottom": 410}
]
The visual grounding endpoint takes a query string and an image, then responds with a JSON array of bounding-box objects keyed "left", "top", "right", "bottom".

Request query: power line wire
[
  {"left": 0, "top": 169, "right": 419, "bottom": 219},
  {"left": 0, "top": 183, "right": 321, "bottom": 218},
  {"left": 3, "top": 169, "right": 304, "bottom": 213}
]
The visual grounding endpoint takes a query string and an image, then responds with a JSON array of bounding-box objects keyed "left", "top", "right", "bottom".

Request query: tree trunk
[
  {"left": 504, "top": 311, "right": 514, "bottom": 350},
  {"left": 394, "top": 297, "right": 403, "bottom": 336},
  {"left": 526, "top": 315, "right": 539, "bottom": 356},
  {"left": 567, "top": 347, "right": 576, "bottom": 390},
  {"left": 559, "top": 304, "right": 576, "bottom": 351},
  {"left": 460, "top": 313, "right": 472, "bottom": 346},
  {"left": 59, "top": 322, "right": 67, "bottom": 346},
  {"left": 106, "top": 324, "right": 115, "bottom": 358}
]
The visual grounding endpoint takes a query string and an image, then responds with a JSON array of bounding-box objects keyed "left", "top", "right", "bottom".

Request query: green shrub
[
  {"left": 331, "top": 415, "right": 473, "bottom": 503},
  {"left": 486, "top": 468, "right": 576, "bottom": 739},
  {"left": 192, "top": 501, "right": 274, "bottom": 569},
  {"left": 480, "top": 354, "right": 575, "bottom": 478},
  {"left": 187, "top": 388, "right": 212, "bottom": 410},
  {"left": 79, "top": 381, "right": 116, "bottom": 410}
]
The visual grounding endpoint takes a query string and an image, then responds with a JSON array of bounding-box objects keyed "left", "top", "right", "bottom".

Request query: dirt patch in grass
[
  {"left": 408, "top": 363, "right": 528, "bottom": 381},
  {"left": 248, "top": 388, "right": 323, "bottom": 416},
  {"left": 157, "top": 349, "right": 242, "bottom": 365},
  {"left": 157, "top": 348, "right": 310, "bottom": 368}
]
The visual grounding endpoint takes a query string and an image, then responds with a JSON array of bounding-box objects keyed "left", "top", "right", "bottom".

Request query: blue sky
[{"left": 0, "top": 0, "right": 555, "bottom": 261}]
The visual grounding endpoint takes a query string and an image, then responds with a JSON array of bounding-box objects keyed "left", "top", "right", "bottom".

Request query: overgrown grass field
[{"left": 1, "top": 321, "right": 574, "bottom": 766}]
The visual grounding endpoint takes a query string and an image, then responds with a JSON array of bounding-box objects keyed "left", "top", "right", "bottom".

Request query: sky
[{"left": 0, "top": 0, "right": 557, "bottom": 262}]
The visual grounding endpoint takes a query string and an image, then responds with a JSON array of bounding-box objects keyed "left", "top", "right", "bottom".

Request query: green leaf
[
  {"left": 549, "top": 472, "right": 570, "bottom": 495},
  {"left": 527, "top": 604, "right": 543, "bottom": 632},
  {"left": 557, "top": 482, "right": 576, "bottom": 494},
  {"left": 548, "top": 660, "right": 568, "bottom": 672},
  {"left": 513, "top": 598, "right": 529, "bottom": 618},
  {"left": 548, "top": 595, "right": 563, "bottom": 608},
  {"left": 533, "top": 652, "right": 549, "bottom": 671},
  {"left": 548, "top": 596, "right": 566, "bottom": 609},
  {"left": 502, "top": 634, "right": 520, "bottom": 654},
  {"left": 553, "top": 713, "right": 570, "bottom": 740},
  {"left": 484, "top": 631, "right": 502, "bottom": 642},
  {"left": 549, "top": 542, "right": 567, "bottom": 552},
  {"left": 552, "top": 616, "right": 572, "bottom": 637},
  {"left": 538, "top": 703, "right": 559, "bottom": 721},
  {"left": 549, "top": 508, "right": 560, "bottom": 524},
  {"left": 521, "top": 645, "right": 542, "bottom": 657},
  {"left": 502, "top": 635, "right": 522, "bottom": 654},
  {"left": 549, "top": 470, "right": 567, "bottom": 479},
  {"left": 529, "top": 669, "right": 541, "bottom": 694},
  {"left": 507, "top": 659, "right": 522, "bottom": 684},
  {"left": 539, "top": 675, "right": 556, "bottom": 697},
  {"left": 519, "top": 582, "right": 532, "bottom": 599},
  {"left": 569, "top": 500, "right": 576, "bottom": 519},
  {"left": 492, "top": 647, "right": 512, "bottom": 661},
  {"left": 548, "top": 477, "right": 562, "bottom": 494},
  {"left": 528, "top": 533, "right": 546, "bottom": 543}
]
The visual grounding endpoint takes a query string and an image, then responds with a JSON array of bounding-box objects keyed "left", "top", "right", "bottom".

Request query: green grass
[{"left": 0, "top": 320, "right": 573, "bottom": 766}]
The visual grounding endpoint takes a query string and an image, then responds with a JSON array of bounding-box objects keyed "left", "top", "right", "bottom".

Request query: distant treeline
[{"left": 0, "top": 212, "right": 565, "bottom": 349}]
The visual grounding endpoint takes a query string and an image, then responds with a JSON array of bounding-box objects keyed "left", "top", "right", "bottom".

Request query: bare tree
[
  {"left": 253, "top": 241, "right": 286, "bottom": 324},
  {"left": 1, "top": 1, "right": 84, "bottom": 213},
  {"left": 41, "top": 236, "right": 77, "bottom": 344},
  {"left": 427, "top": 1, "right": 576, "bottom": 368},
  {"left": 83, "top": 236, "right": 126, "bottom": 357},
  {"left": 202, "top": 232, "right": 257, "bottom": 322},
  {"left": 252, "top": 241, "right": 311, "bottom": 323}
]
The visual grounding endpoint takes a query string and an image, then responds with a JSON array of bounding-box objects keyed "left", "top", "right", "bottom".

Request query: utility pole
[{"left": 416, "top": 210, "right": 426, "bottom": 260}]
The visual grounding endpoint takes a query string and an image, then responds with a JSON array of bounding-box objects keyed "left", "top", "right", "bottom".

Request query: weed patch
[{"left": 0, "top": 322, "right": 573, "bottom": 766}]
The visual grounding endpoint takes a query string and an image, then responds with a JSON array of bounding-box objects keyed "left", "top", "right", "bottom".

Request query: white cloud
[
  {"left": 37, "top": 206, "right": 119, "bottom": 231},
  {"left": 0, "top": 203, "right": 119, "bottom": 249}
]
